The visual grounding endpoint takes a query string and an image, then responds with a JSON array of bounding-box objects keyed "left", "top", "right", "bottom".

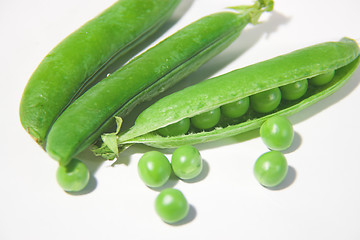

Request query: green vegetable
[
  {"left": 253, "top": 151, "right": 288, "bottom": 187},
  {"left": 191, "top": 108, "right": 221, "bottom": 130},
  {"left": 221, "top": 97, "right": 250, "bottom": 118},
  {"left": 155, "top": 188, "right": 189, "bottom": 223},
  {"left": 157, "top": 118, "right": 190, "bottom": 137},
  {"left": 309, "top": 70, "right": 335, "bottom": 86},
  {"left": 280, "top": 79, "right": 308, "bottom": 101},
  {"left": 137, "top": 151, "right": 171, "bottom": 188},
  {"left": 250, "top": 88, "right": 282, "bottom": 113},
  {"left": 19, "top": 0, "right": 181, "bottom": 146},
  {"left": 46, "top": 0, "right": 274, "bottom": 166},
  {"left": 260, "top": 116, "right": 293, "bottom": 151},
  {"left": 94, "top": 38, "right": 359, "bottom": 159},
  {"left": 56, "top": 158, "right": 90, "bottom": 192},
  {"left": 171, "top": 145, "right": 202, "bottom": 180}
]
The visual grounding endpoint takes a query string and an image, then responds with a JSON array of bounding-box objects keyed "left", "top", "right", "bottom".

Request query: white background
[{"left": 1, "top": 0, "right": 360, "bottom": 239}]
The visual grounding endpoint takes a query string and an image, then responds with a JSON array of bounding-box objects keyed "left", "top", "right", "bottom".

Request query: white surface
[{"left": 1, "top": 0, "right": 360, "bottom": 239}]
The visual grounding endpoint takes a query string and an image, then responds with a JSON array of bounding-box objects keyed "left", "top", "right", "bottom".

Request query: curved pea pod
[
  {"left": 19, "top": 0, "right": 181, "bottom": 146},
  {"left": 46, "top": 0, "right": 274, "bottom": 166},
  {"left": 95, "top": 38, "right": 360, "bottom": 159}
]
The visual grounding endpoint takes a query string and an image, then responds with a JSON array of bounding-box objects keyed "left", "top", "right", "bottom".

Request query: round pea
[
  {"left": 191, "top": 107, "right": 221, "bottom": 130},
  {"left": 138, "top": 151, "right": 171, "bottom": 188},
  {"left": 280, "top": 79, "right": 308, "bottom": 100},
  {"left": 171, "top": 145, "right": 202, "bottom": 180},
  {"left": 221, "top": 97, "right": 250, "bottom": 118},
  {"left": 157, "top": 118, "right": 190, "bottom": 137},
  {"left": 56, "top": 158, "right": 90, "bottom": 192},
  {"left": 309, "top": 70, "right": 335, "bottom": 86},
  {"left": 250, "top": 88, "right": 281, "bottom": 113},
  {"left": 155, "top": 188, "right": 189, "bottom": 223},
  {"left": 254, "top": 151, "right": 288, "bottom": 187},
  {"left": 260, "top": 116, "right": 294, "bottom": 151}
]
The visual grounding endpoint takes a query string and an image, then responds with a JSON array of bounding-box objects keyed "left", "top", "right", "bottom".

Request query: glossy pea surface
[
  {"left": 157, "top": 118, "right": 190, "bottom": 137},
  {"left": 309, "top": 70, "right": 335, "bottom": 86},
  {"left": 138, "top": 151, "right": 171, "bottom": 188},
  {"left": 254, "top": 151, "right": 288, "bottom": 187},
  {"left": 221, "top": 97, "right": 249, "bottom": 118},
  {"left": 260, "top": 116, "right": 294, "bottom": 151},
  {"left": 171, "top": 145, "right": 202, "bottom": 180},
  {"left": 155, "top": 188, "right": 189, "bottom": 223},
  {"left": 56, "top": 158, "right": 90, "bottom": 192},
  {"left": 191, "top": 108, "right": 221, "bottom": 130},
  {"left": 280, "top": 79, "right": 308, "bottom": 100},
  {"left": 250, "top": 88, "right": 281, "bottom": 113}
]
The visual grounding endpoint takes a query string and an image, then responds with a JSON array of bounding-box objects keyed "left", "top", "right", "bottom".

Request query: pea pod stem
[
  {"left": 46, "top": 0, "right": 274, "bottom": 166},
  {"left": 93, "top": 38, "right": 360, "bottom": 160}
]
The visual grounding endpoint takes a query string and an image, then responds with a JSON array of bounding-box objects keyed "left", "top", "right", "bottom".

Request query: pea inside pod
[{"left": 94, "top": 38, "right": 360, "bottom": 159}]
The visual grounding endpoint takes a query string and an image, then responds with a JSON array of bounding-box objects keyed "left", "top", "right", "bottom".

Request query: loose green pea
[
  {"left": 138, "top": 151, "right": 171, "bottom": 188},
  {"left": 250, "top": 88, "right": 281, "bottom": 113},
  {"left": 171, "top": 145, "right": 202, "bottom": 180},
  {"left": 191, "top": 108, "right": 221, "bottom": 130},
  {"left": 155, "top": 188, "right": 189, "bottom": 223},
  {"left": 56, "top": 158, "right": 90, "bottom": 192},
  {"left": 254, "top": 151, "right": 288, "bottom": 187},
  {"left": 309, "top": 70, "right": 335, "bottom": 86},
  {"left": 260, "top": 116, "right": 294, "bottom": 151},
  {"left": 157, "top": 118, "right": 190, "bottom": 137},
  {"left": 280, "top": 79, "right": 308, "bottom": 100},
  {"left": 221, "top": 97, "right": 250, "bottom": 118}
]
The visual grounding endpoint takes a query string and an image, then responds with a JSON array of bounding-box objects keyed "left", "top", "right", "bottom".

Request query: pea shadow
[
  {"left": 266, "top": 166, "right": 297, "bottom": 191},
  {"left": 283, "top": 131, "right": 302, "bottom": 154},
  {"left": 167, "top": 204, "right": 197, "bottom": 226},
  {"left": 181, "top": 160, "right": 210, "bottom": 184}
]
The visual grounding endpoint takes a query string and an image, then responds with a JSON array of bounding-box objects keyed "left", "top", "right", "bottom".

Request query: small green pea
[
  {"left": 155, "top": 188, "right": 189, "bottom": 223},
  {"left": 171, "top": 145, "right": 202, "bottom": 180},
  {"left": 138, "top": 151, "right": 171, "bottom": 188},
  {"left": 191, "top": 107, "right": 221, "bottom": 130},
  {"left": 250, "top": 88, "right": 281, "bottom": 113},
  {"left": 260, "top": 116, "right": 294, "bottom": 151},
  {"left": 254, "top": 151, "right": 288, "bottom": 187},
  {"left": 280, "top": 79, "right": 308, "bottom": 100},
  {"left": 221, "top": 97, "right": 249, "bottom": 118},
  {"left": 309, "top": 70, "right": 335, "bottom": 86},
  {"left": 56, "top": 158, "right": 90, "bottom": 192},
  {"left": 157, "top": 118, "right": 190, "bottom": 137}
]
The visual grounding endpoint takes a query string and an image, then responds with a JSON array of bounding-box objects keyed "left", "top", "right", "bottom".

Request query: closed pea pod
[
  {"left": 19, "top": 0, "right": 181, "bottom": 146},
  {"left": 94, "top": 38, "right": 360, "bottom": 159},
  {"left": 46, "top": 0, "right": 274, "bottom": 166}
]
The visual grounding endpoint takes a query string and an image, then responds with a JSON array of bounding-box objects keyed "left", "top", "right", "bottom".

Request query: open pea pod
[{"left": 94, "top": 38, "right": 360, "bottom": 159}]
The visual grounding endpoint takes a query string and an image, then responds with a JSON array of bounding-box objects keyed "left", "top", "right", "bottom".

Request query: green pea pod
[
  {"left": 46, "top": 0, "right": 274, "bottom": 166},
  {"left": 19, "top": 0, "right": 181, "bottom": 146},
  {"left": 94, "top": 38, "right": 360, "bottom": 159}
]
